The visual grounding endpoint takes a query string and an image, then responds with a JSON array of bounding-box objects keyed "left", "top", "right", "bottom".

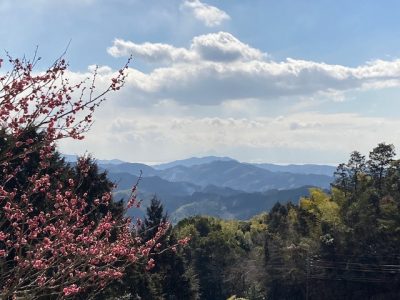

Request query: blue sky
[{"left": 2, "top": 0, "right": 400, "bottom": 164}]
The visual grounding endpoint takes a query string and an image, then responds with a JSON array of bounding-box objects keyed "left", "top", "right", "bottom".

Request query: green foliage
[
  {"left": 161, "top": 143, "right": 400, "bottom": 300},
  {"left": 174, "top": 216, "right": 266, "bottom": 300},
  {"left": 94, "top": 143, "right": 400, "bottom": 299},
  {"left": 102, "top": 196, "right": 198, "bottom": 300}
]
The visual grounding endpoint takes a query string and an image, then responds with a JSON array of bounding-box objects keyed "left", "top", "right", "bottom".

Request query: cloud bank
[
  {"left": 60, "top": 31, "right": 400, "bottom": 163},
  {"left": 107, "top": 32, "right": 400, "bottom": 106},
  {"left": 60, "top": 109, "right": 400, "bottom": 164}
]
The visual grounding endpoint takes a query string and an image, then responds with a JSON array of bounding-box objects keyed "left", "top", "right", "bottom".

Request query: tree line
[{"left": 105, "top": 143, "right": 400, "bottom": 300}]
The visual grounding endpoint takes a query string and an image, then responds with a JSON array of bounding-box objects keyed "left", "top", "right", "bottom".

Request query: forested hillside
[
  {"left": 102, "top": 143, "right": 400, "bottom": 300},
  {"left": 86, "top": 158, "right": 333, "bottom": 221},
  {"left": 98, "top": 159, "right": 333, "bottom": 193}
]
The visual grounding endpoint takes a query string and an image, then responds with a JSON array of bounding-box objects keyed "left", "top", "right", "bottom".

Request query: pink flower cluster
[
  {"left": 0, "top": 54, "right": 177, "bottom": 298},
  {"left": 63, "top": 284, "right": 80, "bottom": 296}
]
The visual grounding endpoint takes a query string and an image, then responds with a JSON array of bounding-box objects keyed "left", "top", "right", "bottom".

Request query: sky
[{"left": 2, "top": 0, "right": 400, "bottom": 164}]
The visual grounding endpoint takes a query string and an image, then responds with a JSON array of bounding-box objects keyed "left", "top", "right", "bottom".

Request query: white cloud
[
  {"left": 191, "top": 32, "right": 264, "bottom": 61},
  {"left": 181, "top": 0, "right": 230, "bottom": 27},
  {"left": 87, "top": 65, "right": 113, "bottom": 74},
  {"left": 108, "top": 32, "right": 262, "bottom": 63},
  {"left": 120, "top": 56, "right": 400, "bottom": 106},
  {"left": 107, "top": 39, "right": 194, "bottom": 63},
  {"left": 57, "top": 32, "right": 400, "bottom": 163},
  {"left": 104, "top": 113, "right": 399, "bottom": 151},
  {"left": 59, "top": 111, "right": 400, "bottom": 163},
  {"left": 106, "top": 32, "right": 400, "bottom": 106}
]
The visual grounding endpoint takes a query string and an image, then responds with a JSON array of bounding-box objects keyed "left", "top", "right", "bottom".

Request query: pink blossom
[
  {"left": 0, "top": 55, "right": 179, "bottom": 298},
  {"left": 146, "top": 258, "right": 156, "bottom": 271},
  {"left": 63, "top": 284, "right": 81, "bottom": 296},
  {"left": 0, "top": 231, "right": 8, "bottom": 241},
  {"left": 178, "top": 237, "right": 191, "bottom": 246}
]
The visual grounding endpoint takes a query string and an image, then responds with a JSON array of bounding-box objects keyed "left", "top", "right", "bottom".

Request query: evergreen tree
[
  {"left": 368, "top": 143, "right": 395, "bottom": 192},
  {"left": 104, "top": 196, "right": 198, "bottom": 299},
  {"left": 347, "top": 151, "right": 366, "bottom": 194},
  {"left": 141, "top": 196, "right": 169, "bottom": 242}
]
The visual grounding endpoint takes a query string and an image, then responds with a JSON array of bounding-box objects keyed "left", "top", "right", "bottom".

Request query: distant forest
[{"left": 100, "top": 143, "right": 400, "bottom": 300}]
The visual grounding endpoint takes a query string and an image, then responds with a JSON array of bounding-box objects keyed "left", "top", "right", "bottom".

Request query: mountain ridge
[
  {"left": 63, "top": 154, "right": 334, "bottom": 221},
  {"left": 153, "top": 156, "right": 235, "bottom": 170},
  {"left": 63, "top": 154, "right": 337, "bottom": 177}
]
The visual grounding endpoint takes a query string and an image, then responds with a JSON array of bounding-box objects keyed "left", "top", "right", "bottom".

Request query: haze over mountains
[{"left": 64, "top": 155, "right": 336, "bottom": 221}]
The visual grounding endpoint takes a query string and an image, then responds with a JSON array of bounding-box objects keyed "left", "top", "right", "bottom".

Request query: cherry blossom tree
[{"left": 0, "top": 53, "right": 178, "bottom": 299}]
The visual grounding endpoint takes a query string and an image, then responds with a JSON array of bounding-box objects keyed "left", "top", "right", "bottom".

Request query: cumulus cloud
[
  {"left": 108, "top": 32, "right": 263, "bottom": 63},
  {"left": 59, "top": 32, "right": 400, "bottom": 163},
  {"left": 191, "top": 32, "right": 264, "bottom": 61},
  {"left": 107, "top": 39, "right": 194, "bottom": 63},
  {"left": 105, "top": 32, "right": 400, "bottom": 106},
  {"left": 181, "top": 0, "right": 230, "bottom": 27},
  {"left": 120, "top": 56, "right": 400, "bottom": 105}
]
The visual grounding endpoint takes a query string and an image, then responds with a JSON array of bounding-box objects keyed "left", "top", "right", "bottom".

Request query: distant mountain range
[
  {"left": 62, "top": 154, "right": 126, "bottom": 165},
  {"left": 254, "top": 163, "right": 336, "bottom": 176},
  {"left": 108, "top": 172, "right": 315, "bottom": 222},
  {"left": 63, "top": 154, "right": 336, "bottom": 221},
  {"left": 99, "top": 159, "right": 333, "bottom": 192},
  {"left": 153, "top": 156, "right": 337, "bottom": 176},
  {"left": 152, "top": 156, "right": 234, "bottom": 170}
]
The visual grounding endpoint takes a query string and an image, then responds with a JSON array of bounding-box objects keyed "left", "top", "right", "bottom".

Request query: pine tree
[{"left": 141, "top": 196, "right": 169, "bottom": 242}]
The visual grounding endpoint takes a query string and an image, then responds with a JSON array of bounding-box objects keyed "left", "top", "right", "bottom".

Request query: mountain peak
[{"left": 153, "top": 156, "right": 236, "bottom": 170}]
